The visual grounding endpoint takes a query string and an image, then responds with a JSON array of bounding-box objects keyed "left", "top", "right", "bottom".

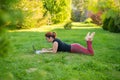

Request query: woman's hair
[{"left": 45, "top": 32, "right": 56, "bottom": 38}]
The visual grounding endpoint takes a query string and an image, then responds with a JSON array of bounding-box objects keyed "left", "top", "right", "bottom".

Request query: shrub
[
  {"left": 102, "top": 18, "right": 110, "bottom": 31},
  {"left": 0, "top": 28, "right": 11, "bottom": 57},
  {"left": 102, "top": 14, "right": 120, "bottom": 33},
  {"left": 90, "top": 12, "right": 102, "bottom": 25},
  {"left": 64, "top": 21, "right": 72, "bottom": 30},
  {"left": 108, "top": 16, "right": 120, "bottom": 33}
]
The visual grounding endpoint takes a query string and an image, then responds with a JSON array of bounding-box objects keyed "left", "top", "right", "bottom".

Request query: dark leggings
[{"left": 71, "top": 41, "right": 94, "bottom": 55}]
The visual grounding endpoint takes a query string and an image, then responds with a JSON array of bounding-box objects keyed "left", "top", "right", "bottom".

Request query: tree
[
  {"left": 42, "top": 0, "right": 71, "bottom": 24},
  {"left": 9, "top": 0, "right": 71, "bottom": 28},
  {"left": 15, "top": 0, "right": 46, "bottom": 28},
  {"left": 71, "top": 0, "right": 88, "bottom": 22}
]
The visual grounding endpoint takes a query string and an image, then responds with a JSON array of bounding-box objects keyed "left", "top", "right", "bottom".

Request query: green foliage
[
  {"left": 0, "top": 10, "right": 10, "bottom": 26},
  {"left": 0, "top": 28, "right": 11, "bottom": 57},
  {"left": 0, "top": 0, "right": 23, "bottom": 28},
  {"left": 87, "top": 0, "right": 98, "bottom": 13},
  {"left": 1, "top": 0, "right": 72, "bottom": 29},
  {"left": 103, "top": 15, "right": 120, "bottom": 33},
  {"left": 15, "top": 0, "right": 46, "bottom": 29},
  {"left": 87, "top": 0, "right": 116, "bottom": 13},
  {"left": 64, "top": 21, "right": 72, "bottom": 30},
  {"left": 102, "top": 2, "right": 120, "bottom": 32},
  {"left": 0, "top": 0, "right": 22, "bottom": 57},
  {"left": 5, "top": 0, "right": 72, "bottom": 29},
  {"left": 102, "top": 18, "right": 110, "bottom": 30},
  {"left": 43, "top": 0, "right": 71, "bottom": 24}
]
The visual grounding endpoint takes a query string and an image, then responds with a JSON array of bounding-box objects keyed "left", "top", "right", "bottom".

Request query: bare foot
[
  {"left": 85, "top": 32, "right": 95, "bottom": 41},
  {"left": 85, "top": 32, "right": 90, "bottom": 41},
  {"left": 90, "top": 32, "right": 95, "bottom": 41}
]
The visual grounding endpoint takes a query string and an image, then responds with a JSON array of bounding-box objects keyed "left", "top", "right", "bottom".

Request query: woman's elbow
[{"left": 53, "top": 50, "right": 57, "bottom": 53}]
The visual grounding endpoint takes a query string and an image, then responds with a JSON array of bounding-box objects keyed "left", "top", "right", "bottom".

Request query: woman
[{"left": 39, "top": 32, "right": 95, "bottom": 56}]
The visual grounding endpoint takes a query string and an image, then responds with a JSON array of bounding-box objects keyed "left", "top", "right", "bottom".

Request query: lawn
[{"left": 0, "top": 26, "right": 120, "bottom": 80}]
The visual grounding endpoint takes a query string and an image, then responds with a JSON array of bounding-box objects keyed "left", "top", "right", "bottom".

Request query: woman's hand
[
  {"left": 41, "top": 41, "right": 58, "bottom": 54},
  {"left": 41, "top": 48, "right": 53, "bottom": 53},
  {"left": 42, "top": 48, "right": 52, "bottom": 51}
]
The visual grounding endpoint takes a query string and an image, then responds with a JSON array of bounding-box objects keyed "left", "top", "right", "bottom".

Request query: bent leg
[
  {"left": 71, "top": 42, "right": 94, "bottom": 55},
  {"left": 71, "top": 32, "right": 95, "bottom": 55}
]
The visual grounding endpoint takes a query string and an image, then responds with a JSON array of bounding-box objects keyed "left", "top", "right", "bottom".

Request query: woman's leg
[
  {"left": 71, "top": 32, "right": 95, "bottom": 55},
  {"left": 71, "top": 42, "right": 94, "bottom": 55}
]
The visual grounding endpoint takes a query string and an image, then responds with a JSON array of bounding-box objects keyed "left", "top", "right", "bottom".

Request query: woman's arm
[
  {"left": 42, "top": 48, "right": 52, "bottom": 51},
  {"left": 41, "top": 41, "right": 58, "bottom": 53},
  {"left": 52, "top": 41, "right": 58, "bottom": 53}
]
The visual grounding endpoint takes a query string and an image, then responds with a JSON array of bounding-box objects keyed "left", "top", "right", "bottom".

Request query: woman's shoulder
[{"left": 53, "top": 38, "right": 61, "bottom": 43}]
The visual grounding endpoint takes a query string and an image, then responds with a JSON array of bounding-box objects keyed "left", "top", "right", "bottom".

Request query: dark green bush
[
  {"left": 64, "top": 21, "right": 72, "bottom": 30},
  {"left": 107, "top": 18, "right": 115, "bottom": 32},
  {"left": 108, "top": 16, "right": 120, "bottom": 33},
  {"left": 0, "top": 28, "right": 11, "bottom": 57},
  {"left": 102, "top": 18, "right": 110, "bottom": 31},
  {"left": 102, "top": 15, "right": 120, "bottom": 33}
]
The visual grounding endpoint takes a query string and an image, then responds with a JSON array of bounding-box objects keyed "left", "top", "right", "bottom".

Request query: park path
[
  {"left": 9, "top": 24, "right": 62, "bottom": 32},
  {"left": 9, "top": 23, "right": 100, "bottom": 32}
]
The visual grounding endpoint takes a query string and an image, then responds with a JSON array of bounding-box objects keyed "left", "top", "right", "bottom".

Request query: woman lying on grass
[{"left": 35, "top": 32, "right": 95, "bottom": 56}]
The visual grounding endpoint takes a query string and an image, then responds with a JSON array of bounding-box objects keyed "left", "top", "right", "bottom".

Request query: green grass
[
  {"left": 0, "top": 27, "right": 120, "bottom": 80},
  {"left": 72, "top": 22, "right": 96, "bottom": 27}
]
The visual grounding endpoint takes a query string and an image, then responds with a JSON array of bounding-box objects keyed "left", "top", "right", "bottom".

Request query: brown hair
[{"left": 45, "top": 32, "right": 56, "bottom": 38}]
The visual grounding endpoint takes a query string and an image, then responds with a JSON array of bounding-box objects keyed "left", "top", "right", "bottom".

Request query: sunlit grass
[
  {"left": 0, "top": 26, "right": 120, "bottom": 80},
  {"left": 9, "top": 23, "right": 100, "bottom": 32}
]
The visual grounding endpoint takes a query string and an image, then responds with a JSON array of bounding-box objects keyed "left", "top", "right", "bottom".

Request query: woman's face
[{"left": 46, "top": 37, "right": 53, "bottom": 42}]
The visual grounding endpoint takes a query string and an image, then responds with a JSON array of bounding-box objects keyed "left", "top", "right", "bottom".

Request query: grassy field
[{"left": 0, "top": 26, "right": 120, "bottom": 80}]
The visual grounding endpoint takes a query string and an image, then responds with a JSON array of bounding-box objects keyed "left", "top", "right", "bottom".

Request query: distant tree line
[{"left": 12, "top": 0, "right": 71, "bottom": 29}]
